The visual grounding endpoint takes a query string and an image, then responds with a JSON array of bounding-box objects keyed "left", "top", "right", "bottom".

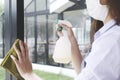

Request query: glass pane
[
  {"left": 0, "top": 0, "right": 4, "bottom": 58},
  {"left": 24, "top": 0, "right": 33, "bottom": 9},
  {"left": 37, "top": 15, "right": 46, "bottom": 42},
  {"left": 24, "top": 17, "right": 35, "bottom": 62},
  {"left": 0, "top": 0, "right": 4, "bottom": 16},
  {"left": 64, "top": 9, "right": 91, "bottom": 59},
  {"left": 47, "top": 0, "right": 49, "bottom": 9},
  {"left": 0, "top": 1, "right": 5, "bottom": 79},
  {"left": 36, "top": 0, "right": 46, "bottom": 11},
  {"left": 36, "top": 15, "right": 46, "bottom": 64},
  {"left": 0, "top": 17, "right": 3, "bottom": 58},
  {"left": 25, "top": 0, "right": 35, "bottom": 12},
  {"left": 48, "top": 14, "right": 57, "bottom": 42},
  {"left": 48, "top": 14, "right": 59, "bottom": 66}
]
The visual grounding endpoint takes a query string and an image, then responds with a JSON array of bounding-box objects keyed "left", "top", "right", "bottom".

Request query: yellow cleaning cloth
[{"left": 0, "top": 39, "right": 24, "bottom": 80}]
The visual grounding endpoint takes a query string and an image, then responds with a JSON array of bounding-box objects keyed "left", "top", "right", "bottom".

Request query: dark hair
[
  {"left": 90, "top": 20, "right": 103, "bottom": 44},
  {"left": 108, "top": 0, "right": 120, "bottom": 25},
  {"left": 90, "top": 0, "right": 120, "bottom": 43}
]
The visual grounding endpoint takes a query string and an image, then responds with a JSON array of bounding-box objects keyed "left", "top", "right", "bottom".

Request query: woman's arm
[
  {"left": 11, "top": 40, "right": 42, "bottom": 80},
  {"left": 70, "top": 36, "right": 83, "bottom": 74},
  {"left": 59, "top": 23, "right": 83, "bottom": 74},
  {"left": 22, "top": 72, "right": 43, "bottom": 80}
]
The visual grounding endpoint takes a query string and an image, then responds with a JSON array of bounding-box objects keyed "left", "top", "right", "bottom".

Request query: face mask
[{"left": 86, "top": 0, "right": 108, "bottom": 21}]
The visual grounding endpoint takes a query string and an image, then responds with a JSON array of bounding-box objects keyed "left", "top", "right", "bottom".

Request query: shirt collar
[
  {"left": 94, "top": 19, "right": 116, "bottom": 40},
  {"left": 99, "top": 19, "right": 116, "bottom": 34}
]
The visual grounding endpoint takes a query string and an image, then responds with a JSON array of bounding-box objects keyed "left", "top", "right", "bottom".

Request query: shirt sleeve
[
  {"left": 75, "top": 35, "right": 120, "bottom": 80},
  {"left": 75, "top": 66, "right": 97, "bottom": 80}
]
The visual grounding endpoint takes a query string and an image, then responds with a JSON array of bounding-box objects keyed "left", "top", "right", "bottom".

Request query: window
[
  {"left": 0, "top": 18, "right": 3, "bottom": 58},
  {"left": 25, "top": 0, "right": 35, "bottom": 13},
  {"left": 64, "top": 10, "right": 91, "bottom": 57},
  {"left": 36, "top": 0, "right": 46, "bottom": 11},
  {"left": 24, "top": 17, "right": 35, "bottom": 62}
]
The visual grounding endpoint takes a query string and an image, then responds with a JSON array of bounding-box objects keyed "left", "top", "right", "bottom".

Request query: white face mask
[{"left": 86, "top": 0, "right": 108, "bottom": 21}]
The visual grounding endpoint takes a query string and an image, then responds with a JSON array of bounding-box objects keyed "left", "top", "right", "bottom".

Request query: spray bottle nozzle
[
  {"left": 56, "top": 20, "right": 63, "bottom": 31},
  {"left": 57, "top": 24, "right": 63, "bottom": 31}
]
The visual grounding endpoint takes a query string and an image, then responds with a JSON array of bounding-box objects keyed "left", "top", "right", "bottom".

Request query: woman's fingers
[
  {"left": 19, "top": 41, "right": 26, "bottom": 58},
  {"left": 13, "top": 40, "right": 28, "bottom": 63},
  {"left": 60, "top": 23, "right": 75, "bottom": 39},
  {"left": 56, "top": 24, "right": 63, "bottom": 37},
  {"left": 12, "top": 40, "right": 33, "bottom": 78},
  {"left": 24, "top": 42, "right": 29, "bottom": 59},
  {"left": 57, "top": 31, "right": 63, "bottom": 37},
  {"left": 10, "top": 55, "right": 20, "bottom": 68},
  {"left": 56, "top": 21, "right": 74, "bottom": 39},
  {"left": 14, "top": 44, "right": 22, "bottom": 62},
  {"left": 55, "top": 24, "right": 58, "bottom": 31},
  {"left": 60, "top": 23, "right": 70, "bottom": 30}
]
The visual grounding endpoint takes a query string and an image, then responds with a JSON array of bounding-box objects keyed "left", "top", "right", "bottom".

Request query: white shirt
[{"left": 75, "top": 19, "right": 120, "bottom": 80}]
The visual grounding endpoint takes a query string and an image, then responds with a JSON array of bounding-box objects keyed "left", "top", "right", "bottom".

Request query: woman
[{"left": 11, "top": 0, "right": 120, "bottom": 80}]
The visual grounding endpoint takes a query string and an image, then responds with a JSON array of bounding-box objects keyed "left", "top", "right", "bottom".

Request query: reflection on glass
[
  {"left": 0, "top": 1, "right": 4, "bottom": 58},
  {"left": 37, "top": 15, "right": 46, "bottom": 42},
  {"left": 47, "top": 0, "right": 50, "bottom": 9},
  {"left": 0, "top": 0, "right": 4, "bottom": 16},
  {"left": 48, "top": 14, "right": 57, "bottom": 42},
  {"left": 0, "top": 18, "right": 3, "bottom": 58},
  {"left": 25, "top": 0, "right": 35, "bottom": 13},
  {"left": 36, "top": 0, "right": 46, "bottom": 11},
  {"left": 24, "top": 17, "right": 35, "bottom": 62},
  {"left": 36, "top": 15, "right": 46, "bottom": 64},
  {"left": 24, "top": 0, "right": 33, "bottom": 9},
  {"left": 48, "top": 14, "right": 59, "bottom": 66}
]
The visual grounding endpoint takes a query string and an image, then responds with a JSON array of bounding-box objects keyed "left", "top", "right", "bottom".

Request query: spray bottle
[{"left": 53, "top": 20, "right": 72, "bottom": 64}]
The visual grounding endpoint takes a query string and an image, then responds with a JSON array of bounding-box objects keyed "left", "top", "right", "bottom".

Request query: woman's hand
[
  {"left": 56, "top": 21, "right": 75, "bottom": 41},
  {"left": 10, "top": 40, "right": 33, "bottom": 79}
]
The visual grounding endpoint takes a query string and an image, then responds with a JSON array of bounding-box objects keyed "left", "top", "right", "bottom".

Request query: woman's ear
[{"left": 100, "top": 0, "right": 107, "bottom": 5}]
